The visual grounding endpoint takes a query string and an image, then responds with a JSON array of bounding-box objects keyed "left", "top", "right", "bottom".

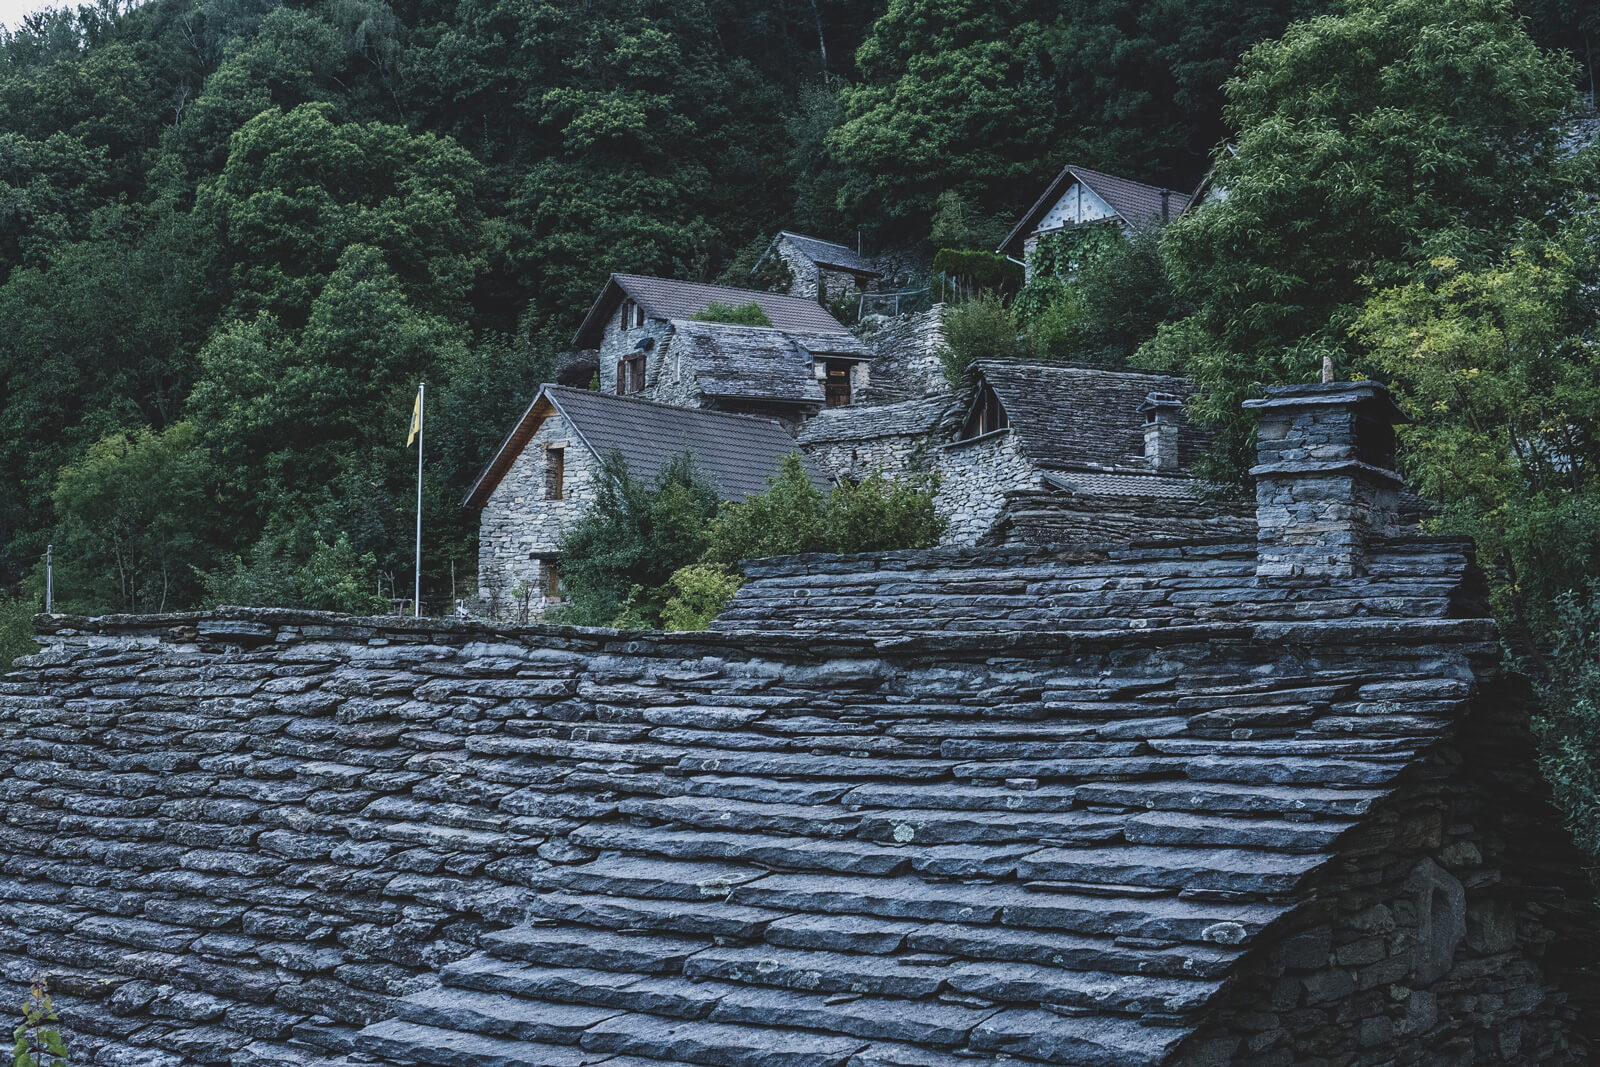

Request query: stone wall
[
  {"left": 474, "top": 411, "right": 598, "bottom": 619},
  {"left": 934, "top": 429, "right": 1038, "bottom": 544},
  {"left": 597, "top": 319, "right": 674, "bottom": 398},
  {"left": 857, "top": 306, "right": 947, "bottom": 403},
  {"left": 1174, "top": 687, "right": 1599, "bottom": 1065}
]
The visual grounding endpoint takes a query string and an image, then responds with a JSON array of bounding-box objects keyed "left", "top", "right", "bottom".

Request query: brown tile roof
[
  {"left": 998, "top": 164, "right": 1192, "bottom": 257},
  {"left": 574, "top": 274, "right": 854, "bottom": 348},
  {"left": 462, "top": 385, "right": 825, "bottom": 508}
]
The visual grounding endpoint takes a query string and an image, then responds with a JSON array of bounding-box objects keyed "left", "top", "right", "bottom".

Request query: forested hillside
[{"left": 0, "top": 0, "right": 1594, "bottom": 625}]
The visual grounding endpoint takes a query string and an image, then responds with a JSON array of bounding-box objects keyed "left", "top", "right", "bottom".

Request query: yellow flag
[{"left": 406, "top": 387, "right": 422, "bottom": 446}]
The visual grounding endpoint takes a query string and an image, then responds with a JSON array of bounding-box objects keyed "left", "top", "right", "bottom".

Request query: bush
[
  {"left": 690, "top": 301, "right": 772, "bottom": 327},
  {"left": 1, "top": 595, "right": 40, "bottom": 671},
  {"left": 704, "top": 454, "right": 828, "bottom": 565},
  {"left": 1534, "top": 582, "right": 1600, "bottom": 859},
  {"left": 825, "top": 470, "right": 945, "bottom": 553},
  {"left": 552, "top": 452, "right": 719, "bottom": 627},
  {"left": 202, "top": 529, "right": 388, "bottom": 614},
  {"left": 661, "top": 563, "right": 745, "bottom": 631},
  {"left": 932, "top": 249, "right": 1024, "bottom": 301},
  {"left": 706, "top": 455, "right": 945, "bottom": 563},
  {"left": 937, "top": 293, "right": 1025, "bottom": 386}
]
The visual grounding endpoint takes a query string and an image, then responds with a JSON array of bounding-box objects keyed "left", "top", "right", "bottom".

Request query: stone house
[
  {"left": 463, "top": 384, "right": 824, "bottom": 618},
  {"left": 7, "top": 382, "right": 1598, "bottom": 1067},
  {"left": 800, "top": 359, "right": 1249, "bottom": 545},
  {"left": 755, "top": 230, "right": 882, "bottom": 304},
  {"left": 998, "top": 163, "right": 1193, "bottom": 282},
  {"left": 571, "top": 273, "right": 875, "bottom": 425}
]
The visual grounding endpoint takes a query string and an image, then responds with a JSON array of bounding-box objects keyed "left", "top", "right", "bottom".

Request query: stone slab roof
[
  {"left": 331, "top": 537, "right": 1530, "bottom": 1067},
  {"left": 967, "top": 361, "right": 1207, "bottom": 472},
  {"left": 575, "top": 274, "right": 854, "bottom": 348},
  {"left": 798, "top": 396, "right": 951, "bottom": 445},
  {"left": 778, "top": 231, "right": 882, "bottom": 276},
  {"left": 463, "top": 385, "right": 825, "bottom": 507},
  {"left": 668, "top": 321, "right": 872, "bottom": 407},
  {"left": 1000, "top": 165, "right": 1192, "bottom": 256}
]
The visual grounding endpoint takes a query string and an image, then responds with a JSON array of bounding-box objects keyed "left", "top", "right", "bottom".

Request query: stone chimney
[
  {"left": 1244, "top": 381, "right": 1410, "bottom": 582},
  {"left": 1140, "top": 392, "right": 1184, "bottom": 472}
]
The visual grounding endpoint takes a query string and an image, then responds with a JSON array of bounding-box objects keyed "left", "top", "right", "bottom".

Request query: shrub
[
  {"left": 1534, "top": 582, "right": 1600, "bottom": 859},
  {"left": 1, "top": 595, "right": 41, "bottom": 671},
  {"left": 553, "top": 452, "right": 719, "bottom": 627},
  {"left": 13, "top": 984, "right": 68, "bottom": 1067},
  {"left": 202, "top": 529, "right": 388, "bottom": 614},
  {"left": 662, "top": 563, "right": 745, "bottom": 631},
  {"left": 932, "top": 249, "right": 1024, "bottom": 300},
  {"left": 706, "top": 455, "right": 945, "bottom": 562},
  {"left": 826, "top": 471, "right": 945, "bottom": 553},
  {"left": 690, "top": 301, "right": 772, "bottom": 327},
  {"left": 937, "top": 293, "right": 1026, "bottom": 386},
  {"left": 704, "top": 454, "right": 828, "bottom": 564}
]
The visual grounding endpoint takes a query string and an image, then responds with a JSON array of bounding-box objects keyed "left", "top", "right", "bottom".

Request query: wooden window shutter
[{"left": 616, "top": 361, "right": 627, "bottom": 394}]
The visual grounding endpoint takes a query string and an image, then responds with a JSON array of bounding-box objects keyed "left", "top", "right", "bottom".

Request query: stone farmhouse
[
  {"left": 571, "top": 273, "right": 877, "bottom": 424},
  {"left": 463, "top": 384, "right": 828, "bottom": 617},
  {"left": 998, "top": 163, "right": 1195, "bottom": 282},
  {"left": 800, "top": 360, "right": 1252, "bottom": 546},
  {"left": 4, "top": 382, "right": 1598, "bottom": 1067},
  {"left": 754, "top": 231, "right": 883, "bottom": 303}
]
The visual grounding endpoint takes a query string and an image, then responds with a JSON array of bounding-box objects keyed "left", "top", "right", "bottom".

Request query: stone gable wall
[
  {"left": 474, "top": 411, "right": 598, "bottom": 618},
  {"left": 597, "top": 319, "right": 674, "bottom": 397},
  {"left": 934, "top": 430, "right": 1038, "bottom": 544},
  {"left": 1175, "top": 694, "right": 1599, "bottom": 1066}
]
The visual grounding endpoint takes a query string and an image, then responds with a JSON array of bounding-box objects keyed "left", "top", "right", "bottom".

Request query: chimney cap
[
  {"left": 1242, "top": 380, "right": 1410, "bottom": 424},
  {"left": 1139, "top": 391, "right": 1185, "bottom": 413}
]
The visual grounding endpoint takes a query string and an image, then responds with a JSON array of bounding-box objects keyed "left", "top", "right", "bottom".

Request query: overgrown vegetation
[
  {"left": 555, "top": 453, "right": 943, "bottom": 628},
  {"left": 690, "top": 301, "right": 773, "bottom": 327}
]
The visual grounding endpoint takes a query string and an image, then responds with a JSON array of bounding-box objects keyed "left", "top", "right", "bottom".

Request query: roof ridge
[{"left": 543, "top": 383, "right": 799, "bottom": 429}]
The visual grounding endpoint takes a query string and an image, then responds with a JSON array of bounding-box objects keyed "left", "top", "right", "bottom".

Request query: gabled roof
[
  {"left": 462, "top": 385, "right": 826, "bottom": 508},
  {"left": 770, "top": 231, "right": 881, "bottom": 277},
  {"left": 574, "top": 274, "right": 853, "bottom": 348},
  {"left": 999, "top": 164, "right": 1192, "bottom": 257},
  {"left": 351, "top": 536, "right": 1578, "bottom": 1067},
  {"left": 666, "top": 321, "right": 873, "bottom": 407},
  {"left": 965, "top": 360, "right": 1207, "bottom": 472}
]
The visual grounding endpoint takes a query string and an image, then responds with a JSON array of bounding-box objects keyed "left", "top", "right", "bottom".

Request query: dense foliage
[
  {"left": 555, "top": 452, "right": 943, "bottom": 628},
  {"left": 0, "top": 0, "right": 1395, "bottom": 625}
]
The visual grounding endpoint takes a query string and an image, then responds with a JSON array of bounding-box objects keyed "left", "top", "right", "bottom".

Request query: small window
[
  {"left": 544, "top": 447, "right": 564, "bottom": 500},
  {"left": 543, "top": 559, "right": 562, "bottom": 602},
  {"left": 619, "top": 299, "right": 645, "bottom": 330},
  {"left": 625, "top": 353, "right": 646, "bottom": 393},
  {"left": 960, "top": 383, "right": 1009, "bottom": 440}
]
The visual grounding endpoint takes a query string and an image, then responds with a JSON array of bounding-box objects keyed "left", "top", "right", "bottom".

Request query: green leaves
[{"left": 12, "top": 985, "right": 66, "bottom": 1067}]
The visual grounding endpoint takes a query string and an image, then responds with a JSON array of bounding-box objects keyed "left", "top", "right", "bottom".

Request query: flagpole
[{"left": 414, "top": 381, "right": 424, "bottom": 618}]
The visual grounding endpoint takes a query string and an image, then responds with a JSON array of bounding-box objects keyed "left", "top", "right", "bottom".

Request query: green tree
[
  {"left": 50, "top": 422, "right": 216, "bottom": 614},
  {"left": 829, "top": 0, "right": 1061, "bottom": 228},
  {"left": 554, "top": 452, "right": 720, "bottom": 627},
  {"left": 1355, "top": 232, "right": 1600, "bottom": 635},
  {"left": 1142, "top": 0, "right": 1579, "bottom": 486},
  {"left": 937, "top": 293, "right": 1026, "bottom": 386}
]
